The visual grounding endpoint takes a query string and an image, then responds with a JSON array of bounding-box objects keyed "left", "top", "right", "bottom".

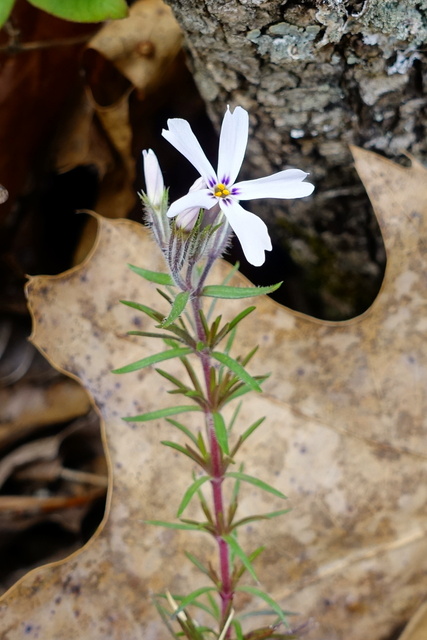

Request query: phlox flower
[{"left": 162, "top": 106, "right": 314, "bottom": 266}]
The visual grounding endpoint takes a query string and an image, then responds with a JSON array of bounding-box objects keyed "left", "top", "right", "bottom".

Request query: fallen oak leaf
[
  {"left": 398, "top": 601, "right": 427, "bottom": 640},
  {"left": 0, "top": 148, "right": 426, "bottom": 639}
]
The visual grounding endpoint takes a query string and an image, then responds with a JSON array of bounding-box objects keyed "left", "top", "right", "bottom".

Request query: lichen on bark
[{"left": 166, "top": 0, "right": 427, "bottom": 319}]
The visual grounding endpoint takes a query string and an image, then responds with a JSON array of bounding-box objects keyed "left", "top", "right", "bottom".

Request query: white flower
[
  {"left": 162, "top": 106, "right": 314, "bottom": 266},
  {"left": 142, "top": 149, "right": 164, "bottom": 207}
]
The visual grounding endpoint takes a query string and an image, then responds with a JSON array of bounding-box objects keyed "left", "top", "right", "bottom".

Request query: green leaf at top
[
  {"left": 112, "top": 347, "right": 192, "bottom": 374},
  {"left": 0, "top": 0, "right": 15, "bottom": 28},
  {"left": 202, "top": 282, "right": 282, "bottom": 299},
  {"left": 26, "top": 0, "right": 127, "bottom": 21},
  {"left": 211, "top": 351, "right": 261, "bottom": 392},
  {"left": 27, "top": 0, "right": 128, "bottom": 22},
  {"left": 161, "top": 291, "right": 190, "bottom": 328},
  {"left": 128, "top": 264, "right": 175, "bottom": 286}
]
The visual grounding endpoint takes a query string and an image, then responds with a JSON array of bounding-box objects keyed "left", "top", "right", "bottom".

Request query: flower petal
[
  {"left": 217, "top": 106, "right": 249, "bottom": 186},
  {"left": 220, "top": 199, "right": 272, "bottom": 267},
  {"left": 162, "top": 119, "right": 216, "bottom": 184},
  {"left": 167, "top": 189, "right": 215, "bottom": 218},
  {"left": 234, "top": 169, "right": 314, "bottom": 200}
]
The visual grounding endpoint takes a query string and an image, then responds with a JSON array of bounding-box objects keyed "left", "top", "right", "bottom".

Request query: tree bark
[{"left": 166, "top": 0, "right": 426, "bottom": 319}]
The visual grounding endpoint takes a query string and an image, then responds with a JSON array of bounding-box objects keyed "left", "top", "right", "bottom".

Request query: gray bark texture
[{"left": 166, "top": 0, "right": 427, "bottom": 319}]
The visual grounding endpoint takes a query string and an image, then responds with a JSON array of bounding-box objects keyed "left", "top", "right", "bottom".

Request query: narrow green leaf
[
  {"left": 224, "top": 375, "right": 269, "bottom": 405},
  {"left": 161, "top": 441, "right": 205, "bottom": 465},
  {"left": 170, "top": 591, "right": 218, "bottom": 621},
  {"left": 232, "top": 619, "right": 244, "bottom": 640},
  {"left": 180, "top": 357, "right": 204, "bottom": 394},
  {"left": 165, "top": 419, "right": 198, "bottom": 447},
  {"left": 28, "top": 0, "right": 128, "bottom": 22},
  {"left": 239, "top": 606, "right": 297, "bottom": 619},
  {"left": 240, "top": 417, "right": 266, "bottom": 444},
  {"left": 156, "top": 287, "right": 173, "bottom": 304},
  {"left": 123, "top": 405, "right": 200, "bottom": 422},
  {"left": 202, "top": 282, "right": 282, "bottom": 299},
  {"left": 194, "top": 475, "right": 215, "bottom": 525},
  {"left": 206, "top": 593, "right": 220, "bottom": 620},
  {"left": 233, "top": 546, "right": 265, "bottom": 583},
  {"left": 235, "top": 586, "right": 289, "bottom": 626},
  {"left": 162, "top": 337, "right": 181, "bottom": 349},
  {"left": 162, "top": 291, "right": 191, "bottom": 328},
  {"left": 128, "top": 263, "right": 175, "bottom": 285},
  {"left": 207, "top": 314, "right": 222, "bottom": 345},
  {"left": 197, "top": 308, "right": 210, "bottom": 340},
  {"left": 224, "top": 327, "right": 236, "bottom": 355},
  {"left": 211, "top": 351, "right": 261, "bottom": 392},
  {"left": 225, "top": 472, "right": 287, "bottom": 499},
  {"left": 145, "top": 520, "right": 207, "bottom": 531},
  {"left": 152, "top": 598, "right": 179, "bottom": 640},
  {"left": 230, "top": 463, "right": 243, "bottom": 505},
  {"left": 228, "top": 402, "right": 242, "bottom": 434},
  {"left": 231, "top": 509, "right": 291, "bottom": 530},
  {"left": 197, "top": 432, "right": 207, "bottom": 457},
  {"left": 184, "top": 552, "right": 212, "bottom": 580},
  {"left": 177, "top": 476, "right": 211, "bottom": 517},
  {"left": 205, "top": 261, "right": 241, "bottom": 320},
  {"left": 173, "top": 587, "right": 217, "bottom": 617},
  {"left": 223, "top": 534, "right": 258, "bottom": 582},
  {"left": 228, "top": 306, "right": 256, "bottom": 330},
  {"left": 113, "top": 347, "right": 192, "bottom": 374},
  {"left": 0, "top": 0, "right": 15, "bottom": 27},
  {"left": 212, "top": 412, "right": 229, "bottom": 455},
  {"left": 155, "top": 367, "right": 189, "bottom": 390},
  {"left": 127, "top": 330, "right": 185, "bottom": 344},
  {"left": 241, "top": 345, "right": 259, "bottom": 367},
  {"left": 120, "top": 299, "right": 163, "bottom": 322}
]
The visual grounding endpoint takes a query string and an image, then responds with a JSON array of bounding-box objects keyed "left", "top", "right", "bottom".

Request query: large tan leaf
[{"left": 0, "top": 148, "right": 426, "bottom": 639}]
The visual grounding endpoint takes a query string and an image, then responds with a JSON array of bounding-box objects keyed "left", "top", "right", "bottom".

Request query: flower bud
[{"left": 142, "top": 149, "right": 164, "bottom": 207}]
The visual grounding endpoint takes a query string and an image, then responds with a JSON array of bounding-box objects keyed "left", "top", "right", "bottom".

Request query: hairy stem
[{"left": 191, "top": 293, "right": 233, "bottom": 632}]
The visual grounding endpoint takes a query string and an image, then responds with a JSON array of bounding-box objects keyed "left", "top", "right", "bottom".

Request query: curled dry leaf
[
  {"left": 84, "top": 0, "right": 183, "bottom": 100},
  {"left": 0, "top": 148, "right": 426, "bottom": 639}
]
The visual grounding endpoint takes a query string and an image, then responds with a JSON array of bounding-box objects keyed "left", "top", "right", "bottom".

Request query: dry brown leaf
[
  {"left": 0, "top": 148, "right": 426, "bottom": 639},
  {"left": 85, "top": 0, "right": 183, "bottom": 97},
  {"left": 398, "top": 602, "right": 427, "bottom": 640}
]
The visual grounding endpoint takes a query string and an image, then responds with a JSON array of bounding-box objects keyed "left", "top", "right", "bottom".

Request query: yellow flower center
[{"left": 214, "top": 183, "right": 230, "bottom": 198}]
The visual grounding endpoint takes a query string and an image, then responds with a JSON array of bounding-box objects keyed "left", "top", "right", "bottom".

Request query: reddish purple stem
[{"left": 192, "top": 297, "right": 233, "bottom": 630}]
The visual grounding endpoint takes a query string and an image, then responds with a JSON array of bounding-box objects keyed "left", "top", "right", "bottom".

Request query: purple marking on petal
[
  {"left": 207, "top": 177, "right": 217, "bottom": 188},
  {"left": 231, "top": 188, "right": 241, "bottom": 196},
  {"left": 221, "top": 175, "right": 230, "bottom": 185}
]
